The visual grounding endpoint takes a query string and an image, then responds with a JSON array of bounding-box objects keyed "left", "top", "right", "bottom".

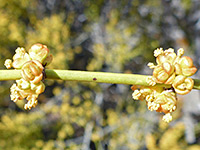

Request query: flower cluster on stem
[
  {"left": 4, "top": 44, "right": 53, "bottom": 110},
  {"left": 132, "top": 48, "right": 197, "bottom": 123}
]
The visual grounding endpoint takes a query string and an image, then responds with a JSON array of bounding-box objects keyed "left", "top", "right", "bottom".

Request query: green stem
[
  {"left": 1, "top": 69, "right": 200, "bottom": 89},
  {"left": 0, "top": 70, "right": 21, "bottom": 80},
  {"left": 45, "top": 69, "right": 162, "bottom": 86}
]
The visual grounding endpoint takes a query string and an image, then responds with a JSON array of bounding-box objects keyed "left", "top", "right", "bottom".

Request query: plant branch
[
  {"left": 0, "top": 70, "right": 21, "bottom": 80},
  {"left": 0, "top": 69, "right": 200, "bottom": 89}
]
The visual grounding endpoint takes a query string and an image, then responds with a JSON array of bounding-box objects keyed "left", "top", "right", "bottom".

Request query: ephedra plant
[{"left": 1, "top": 43, "right": 200, "bottom": 123}]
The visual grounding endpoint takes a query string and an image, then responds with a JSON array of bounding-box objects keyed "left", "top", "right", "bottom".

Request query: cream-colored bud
[
  {"left": 132, "top": 90, "right": 141, "bottom": 100},
  {"left": 21, "top": 60, "right": 44, "bottom": 84},
  {"left": 147, "top": 62, "right": 156, "bottom": 69},
  {"left": 165, "top": 48, "right": 174, "bottom": 53},
  {"left": 29, "top": 43, "right": 53, "bottom": 65},
  {"left": 162, "top": 113, "right": 172, "bottom": 123},
  {"left": 177, "top": 48, "right": 184, "bottom": 57},
  {"left": 12, "top": 47, "right": 31, "bottom": 69},
  {"left": 24, "top": 95, "right": 38, "bottom": 110},
  {"left": 4, "top": 59, "right": 12, "bottom": 69},
  {"left": 154, "top": 48, "right": 163, "bottom": 57},
  {"left": 172, "top": 75, "right": 194, "bottom": 95},
  {"left": 146, "top": 76, "right": 156, "bottom": 86}
]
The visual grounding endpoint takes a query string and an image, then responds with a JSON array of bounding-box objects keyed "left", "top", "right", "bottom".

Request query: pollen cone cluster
[
  {"left": 132, "top": 48, "right": 197, "bottom": 123},
  {"left": 4, "top": 44, "right": 53, "bottom": 110}
]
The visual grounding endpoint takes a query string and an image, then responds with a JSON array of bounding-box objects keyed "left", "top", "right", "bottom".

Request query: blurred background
[{"left": 0, "top": 0, "right": 200, "bottom": 149}]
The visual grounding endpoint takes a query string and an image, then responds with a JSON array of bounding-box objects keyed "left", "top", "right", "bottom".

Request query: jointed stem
[
  {"left": 0, "top": 70, "right": 21, "bottom": 80},
  {"left": 45, "top": 69, "right": 162, "bottom": 86},
  {"left": 0, "top": 69, "right": 200, "bottom": 89}
]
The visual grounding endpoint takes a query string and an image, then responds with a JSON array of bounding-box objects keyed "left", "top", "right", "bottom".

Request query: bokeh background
[{"left": 0, "top": 0, "right": 200, "bottom": 149}]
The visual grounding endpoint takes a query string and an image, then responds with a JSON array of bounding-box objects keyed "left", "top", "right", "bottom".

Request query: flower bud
[
  {"left": 4, "top": 59, "right": 12, "bottom": 69},
  {"left": 29, "top": 43, "right": 53, "bottom": 65},
  {"left": 172, "top": 75, "right": 194, "bottom": 95},
  {"left": 132, "top": 82, "right": 177, "bottom": 123},
  {"left": 10, "top": 78, "right": 45, "bottom": 110},
  {"left": 155, "top": 48, "right": 176, "bottom": 65},
  {"left": 10, "top": 83, "right": 25, "bottom": 102},
  {"left": 153, "top": 62, "right": 175, "bottom": 84},
  {"left": 132, "top": 88, "right": 153, "bottom": 101},
  {"left": 16, "top": 78, "right": 31, "bottom": 90},
  {"left": 131, "top": 85, "right": 161, "bottom": 101},
  {"left": 21, "top": 60, "right": 44, "bottom": 84},
  {"left": 162, "top": 113, "right": 173, "bottom": 123},
  {"left": 176, "top": 56, "right": 197, "bottom": 76},
  {"left": 30, "top": 81, "right": 45, "bottom": 95},
  {"left": 6, "top": 44, "right": 52, "bottom": 110},
  {"left": 43, "top": 54, "right": 53, "bottom": 66},
  {"left": 154, "top": 90, "right": 177, "bottom": 113},
  {"left": 24, "top": 94, "right": 38, "bottom": 110},
  {"left": 177, "top": 48, "right": 184, "bottom": 57},
  {"left": 12, "top": 47, "right": 31, "bottom": 69}
]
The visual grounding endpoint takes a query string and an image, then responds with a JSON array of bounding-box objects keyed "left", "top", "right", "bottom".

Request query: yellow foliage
[{"left": 146, "top": 134, "right": 158, "bottom": 150}]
